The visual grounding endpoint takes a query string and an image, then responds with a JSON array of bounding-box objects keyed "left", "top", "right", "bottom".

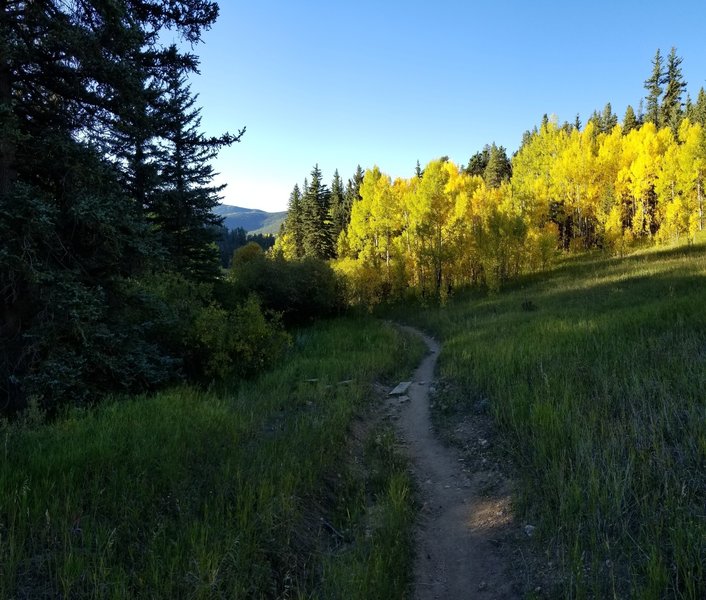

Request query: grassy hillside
[
  {"left": 0, "top": 318, "right": 424, "bottom": 599},
  {"left": 214, "top": 204, "right": 287, "bottom": 235},
  {"left": 396, "top": 238, "right": 706, "bottom": 598}
]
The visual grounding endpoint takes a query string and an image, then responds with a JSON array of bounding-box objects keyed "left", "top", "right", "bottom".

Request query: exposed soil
[{"left": 386, "top": 326, "right": 548, "bottom": 599}]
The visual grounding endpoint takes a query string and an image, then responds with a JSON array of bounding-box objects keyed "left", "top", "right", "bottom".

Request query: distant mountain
[{"left": 214, "top": 205, "right": 287, "bottom": 236}]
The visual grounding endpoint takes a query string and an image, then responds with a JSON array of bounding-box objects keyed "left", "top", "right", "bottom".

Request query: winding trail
[{"left": 393, "top": 326, "right": 518, "bottom": 600}]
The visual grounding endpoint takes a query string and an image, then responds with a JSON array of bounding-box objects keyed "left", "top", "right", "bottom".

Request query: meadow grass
[
  {"left": 392, "top": 238, "right": 706, "bottom": 599},
  {"left": 0, "top": 317, "right": 424, "bottom": 599}
]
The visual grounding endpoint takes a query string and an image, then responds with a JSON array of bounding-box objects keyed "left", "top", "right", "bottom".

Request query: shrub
[{"left": 228, "top": 244, "right": 344, "bottom": 324}]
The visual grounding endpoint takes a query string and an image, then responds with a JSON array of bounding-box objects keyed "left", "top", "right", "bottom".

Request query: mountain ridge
[{"left": 214, "top": 204, "right": 287, "bottom": 236}]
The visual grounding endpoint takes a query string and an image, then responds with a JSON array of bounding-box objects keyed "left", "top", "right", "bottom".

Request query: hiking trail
[{"left": 389, "top": 325, "right": 520, "bottom": 600}]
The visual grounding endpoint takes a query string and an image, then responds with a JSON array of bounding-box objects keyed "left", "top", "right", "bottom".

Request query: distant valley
[{"left": 214, "top": 204, "right": 287, "bottom": 236}]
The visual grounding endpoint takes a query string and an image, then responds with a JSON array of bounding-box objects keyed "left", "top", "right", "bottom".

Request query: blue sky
[{"left": 183, "top": 1, "right": 706, "bottom": 212}]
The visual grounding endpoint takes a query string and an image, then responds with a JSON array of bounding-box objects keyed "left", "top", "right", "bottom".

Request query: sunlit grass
[
  {"left": 0, "top": 317, "right": 424, "bottom": 598},
  {"left": 394, "top": 239, "right": 706, "bottom": 598}
]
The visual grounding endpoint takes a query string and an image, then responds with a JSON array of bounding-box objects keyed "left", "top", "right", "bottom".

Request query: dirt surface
[{"left": 388, "top": 326, "right": 527, "bottom": 600}]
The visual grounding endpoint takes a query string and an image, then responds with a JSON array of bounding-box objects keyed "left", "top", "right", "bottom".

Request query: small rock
[
  {"left": 478, "top": 581, "right": 488, "bottom": 591},
  {"left": 524, "top": 524, "right": 536, "bottom": 537},
  {"left": 478, "top": 438, "right": 490, "bottom": 448}
]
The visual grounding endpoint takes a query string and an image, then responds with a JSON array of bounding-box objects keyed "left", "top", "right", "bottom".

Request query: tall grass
[
  {"left": 395, "top": 240, "right": 706, "bottom": 598},
  {"left": 0, "top": 317, "right": 424, "bottom": 598}
]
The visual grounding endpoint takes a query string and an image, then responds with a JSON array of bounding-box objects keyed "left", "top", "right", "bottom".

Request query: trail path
[{"left": 392, "top": 326, "right": 519, "bottom": 600}]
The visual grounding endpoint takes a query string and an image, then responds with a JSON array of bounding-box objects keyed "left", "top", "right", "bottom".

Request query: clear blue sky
[{"left": 183, "top": 1, "right": 706, "bottom": 212}]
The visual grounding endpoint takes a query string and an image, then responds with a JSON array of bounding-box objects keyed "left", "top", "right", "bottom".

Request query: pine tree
[
  {"left": 644, "top": 49, "right": 665, "bottom": 126},
  {"left": 661, "top": 47, "right": 687, "bottom": 132},
  {"left": 329, "top": 169, "right": 347, "bottom": 241},
  {"left": 283, "top": 183, "right": 305, "bottom": 258},
  {"left": 601, "top": 103, "right": 619, "bottom": 133},
  {"left": 574, "top": 114, "right": 582, "bottom": 131},
  {"left": 150, "top": 51, "right": 243, "bottom": 282},
  {"left": 415, "top": 160, "right": 423, "bottom": 178},
  {"left": 0, "top": 0, "right": 225, "bottom": 410},
  {"left": 690, "top": 88, "right": 706, "bottom": 127},
  {"left": 465, "top": 146, "right": 490, "bottom": 177},
  {"left": 623, "top": 105, "right": 638, "bottom": 134},
  {"left": 483, "top": 144, "right": 512, "bottom": 188},
  {"left": 343, "top": 165, "right": 364, "bottom": 227},
  {"left": 301, "top": 164, "right": 334, "bottom": 259}
]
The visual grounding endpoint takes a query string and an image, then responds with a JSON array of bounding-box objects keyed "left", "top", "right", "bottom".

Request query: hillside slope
[
  {"left": 214, "top": 204, "right": 287, "bottom": 235},
  {"left": 397, "top": 238, "right": 706, "bottom": 598}
]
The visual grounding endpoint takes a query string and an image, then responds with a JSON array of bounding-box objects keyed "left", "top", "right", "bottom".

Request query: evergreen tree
[
  {"left": 601, "top": 103, "right": 619, "bottom": 133},
  {"left": 644, "top": 49, "right": 665, "bottom": 126},
  {"left": 342, "top": 165, "right": 364, "bottom": 227},
  {"left": 689, "top": 88, "right": 706, "bottom": 127},
  {"left": 661, "top": 47, "right": 687, "bottom": 132},
  {"left": 465, "top": 146, "right": 490, "bottom": 177},
  {"left": 284, "top": 183, "right": 305, "bottom": 258},
  {"left": 150, "top": 51, "right": 243, "bottom": 282},
  {"left": 623, "top": 105, "right": 638, "bottom": 134},
  {"left": 0, "top": 0, "right": 225, "bottom": 411},
  {"left": 574, "top": 114, "right": 582, "bottom": 131},
  {"left": 301, "top": 164, "right": 334, "bottom": 259},
  {"left": 415, "top": 160, "right": 423, "bottom": 178},
  {"left": 329, "top": 169, "right": 347, "bottom": 240},
  {"left": 483, "top": 144, "right": 512, "bottom": 188}
]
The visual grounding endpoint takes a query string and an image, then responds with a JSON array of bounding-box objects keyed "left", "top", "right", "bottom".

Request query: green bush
[
  {"left": 137, "top": 271, "right": 290, "bottom": 382},
  {"left": 228, "top": 243, "right": 344, "bottom": 324},
  {"left": 194, "top": 295, "right": 290, "bottom": 379}
]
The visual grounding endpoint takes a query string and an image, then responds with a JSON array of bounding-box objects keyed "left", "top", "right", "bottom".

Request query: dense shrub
[
  {"left": 228, "top": 243, "right": 345, "bottom": 324},
  {"left": 137, "top": 271, "right": 290, "bottom": 381}
]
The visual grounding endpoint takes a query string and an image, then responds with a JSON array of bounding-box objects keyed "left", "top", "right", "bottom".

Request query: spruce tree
[
  {"left": 300, "top": 164, "right": 334, "bottom": 259},
  {"left": 0, "top": 0, "right": 226, "bottom": 410},
  {"left": 690, "top": 88, "right": 706, "bottom": 127},
  {"left": 329, "top": 169, "right": 347, "bottom": 241},
  {"left": 661, "top": 47, "right": 687, "bottom": 132},
  {"left": 623, "top": 105, "right": 638, "bottom": 133},
  {"left": 284, "top": 183, "right": 305, "bottom": 258},
  {"left": 483, "top": 144, "right": 512, "bottom": 188},
  {"left": 342, "top": 165, "right": 364, "bottom": 227},
  {"left": 415, "top": 160, "right": 423, "bottom": 178},
  {"left": 150, "top": 50, "right": 243, "bottom": 282},
  {"left": 601, "top": 103, "right": 619, "bottom": 133},
  {"left": 465, "top": 146, "right": 490, "bottom": 177},
  {"left": 644, "top": 49, "right": 665, "bottom": 126}
]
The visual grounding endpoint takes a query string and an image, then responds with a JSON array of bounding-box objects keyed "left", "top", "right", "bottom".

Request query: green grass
[
  {"left": 392, "top": 239, "right": 706, "bottom": 599},
  {"left": 0, "top": 317, "right": 424, "bottom": 599}
]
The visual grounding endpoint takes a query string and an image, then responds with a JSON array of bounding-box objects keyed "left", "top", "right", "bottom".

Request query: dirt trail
[{"left": 391, "top": 326, "right": 519, "bottom": 600}]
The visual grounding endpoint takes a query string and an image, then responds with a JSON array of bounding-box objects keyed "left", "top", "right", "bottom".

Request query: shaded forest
[{"left": 0, "top": 1, "right": 300, "bottom": 414}]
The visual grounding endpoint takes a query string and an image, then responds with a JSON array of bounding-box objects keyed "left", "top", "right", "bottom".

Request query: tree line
[{"left": 271, "top": 47, "right": 706, "bottom": 304}]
